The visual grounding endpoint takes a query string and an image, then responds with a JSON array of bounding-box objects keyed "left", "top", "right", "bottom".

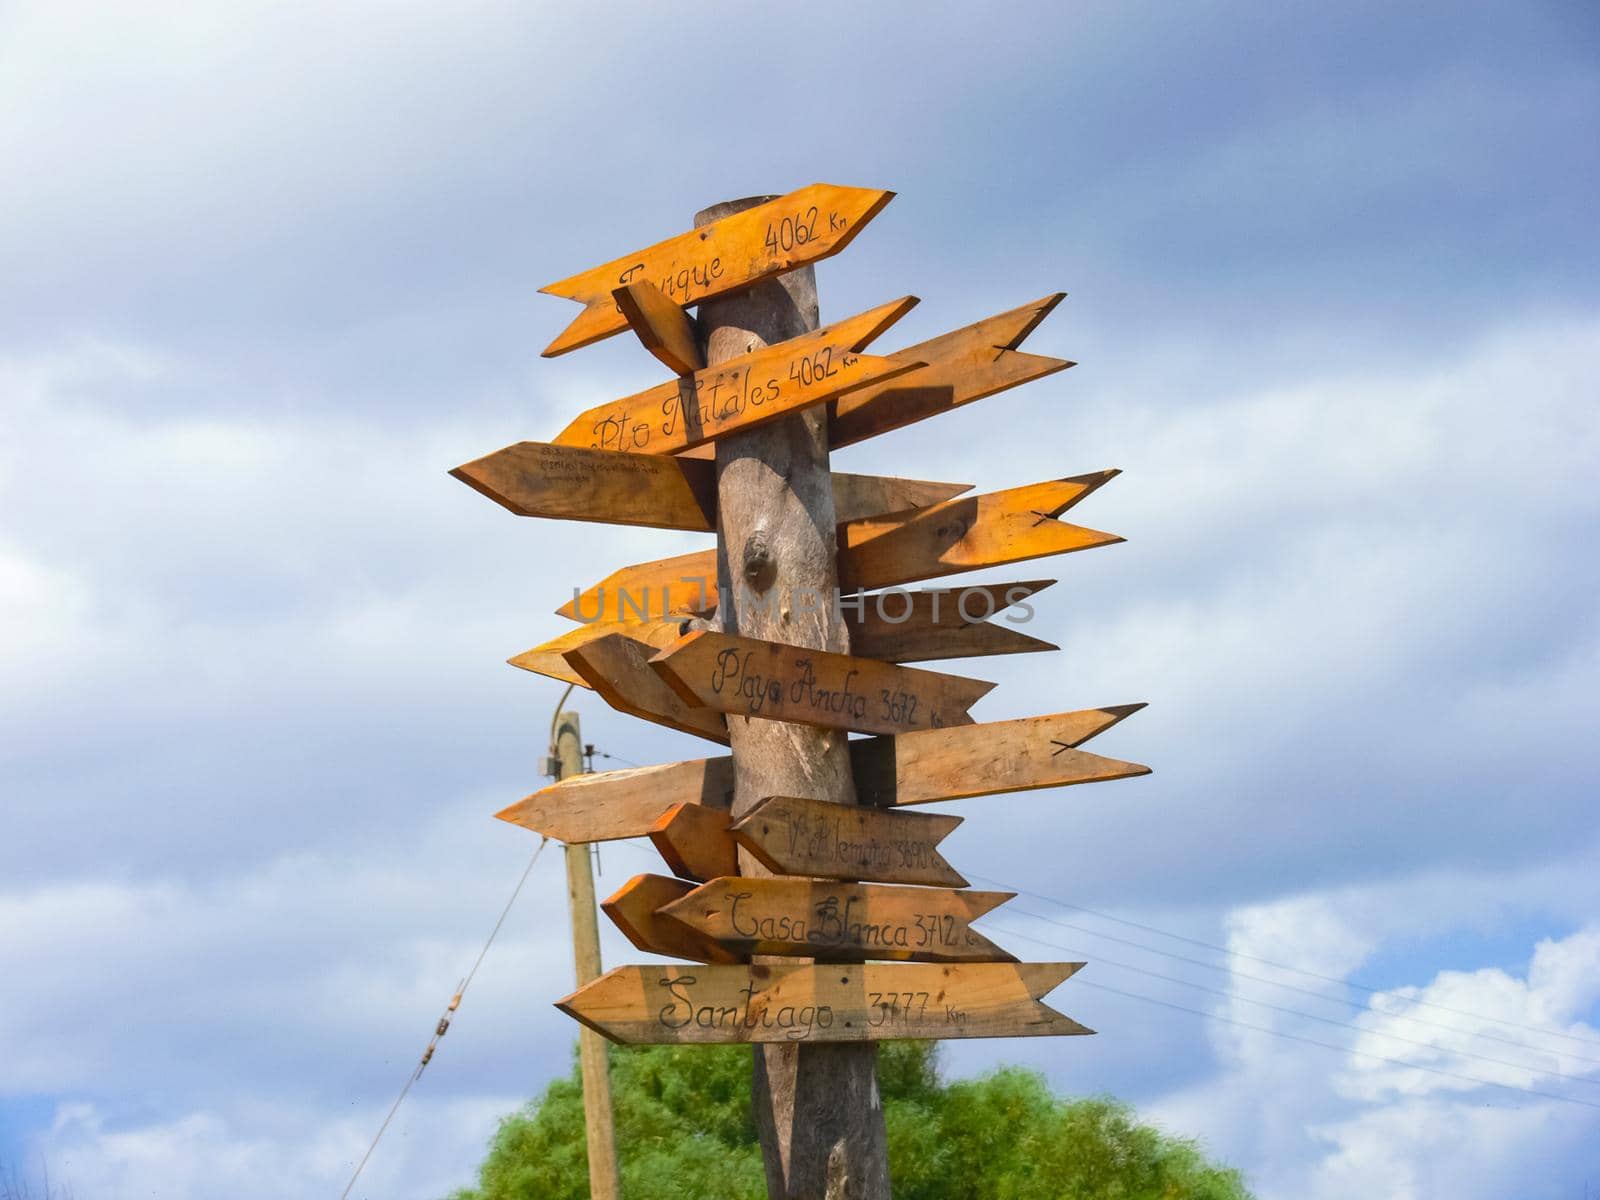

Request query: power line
[
  {"left": 339, "top": 836, "right": 550, "bottom": 1200},
  {"left": 974, "top": 874, "right": 1600, "bottom": 1053},
  {"left": 1075, "top": 979, "right": 1600, "bottom": 1114},
  {"left": 988, "top": 895, "right": 1600, "bottom": 1070},
  {"left": 988, "top": 920, "right": 1600, "bottom": 1090}
]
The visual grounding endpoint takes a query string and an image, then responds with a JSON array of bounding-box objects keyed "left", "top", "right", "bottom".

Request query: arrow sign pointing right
[{"left": 732, "top": 795, "right": 968, "bottom": 887}]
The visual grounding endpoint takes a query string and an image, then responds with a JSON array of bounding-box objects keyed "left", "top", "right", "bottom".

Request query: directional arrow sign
[
  {"left": 559, "top": 474, "right": 1121, "bottom": 622},
  {"left": 452, "top": 440, "right": 970, "bottom": 533},
  {"left": 564, "top": 633, "right": 729, "bottom": 744},
  {"left": 648, "top": 802, "right": 738, "bottom": 882},
  {"left": 659, "top": 878, "right": 1015, "bottom": 963},
  {"left": 650, "top": 630, "right": 995, "bottom": 736},
  {"left": 602, "top": 874, "right": 741, "bottom": 965},
  {"left": 848, "top": 580, "right": 1057, "bottom": 664},
  {"left": 550, "top": 297, "right": 922, "bottom": 455},
  {"left": 540, "top": 183, "right": 895, "bottom": 357},
  {"left": 494, "top": 704, "right": 1148, "bottom": 843},
  {"left": 828, "top": 294, "right": 1074, "bottom": 449},
  {"left": 731, "top": 795, "right": 967, "bottom": 887},
  {"left": 557, "top": 961, "right": 1091, "bottom": 1045},
  {"left": 837, "top": 472, "right": 1122, "bottom": 591}
]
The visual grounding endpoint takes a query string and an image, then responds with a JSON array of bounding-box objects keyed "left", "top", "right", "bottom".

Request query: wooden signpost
[
  {"left": 450, "top": 183, "right": 1153, "bottom": 1200},
  {"left": 540, "top": 184, "right": 896, "bottom": 357},
  {"left": 650, "top": 630, "right": 996, "bottom": 736},
  {"left": 551, "top": 297, "right": 921, "bottom": 454},
  {"left": 558, "top": 962, "right": 1092, "bottom": 1045},
  {"left": 659, "top": 877, "right": 1016, "bottom": 963}
]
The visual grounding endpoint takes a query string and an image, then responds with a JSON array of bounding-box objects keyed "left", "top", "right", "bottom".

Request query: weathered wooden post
[{"left": 695, "top": 196, "right": 890, "bottom": 1199}]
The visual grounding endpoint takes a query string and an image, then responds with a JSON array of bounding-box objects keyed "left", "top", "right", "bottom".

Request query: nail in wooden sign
[
  {"left": 550, "top": 297, "right": 922, "bottom": 454},
  {"left": 660, "top": 878, "right": 1015, "bottom": 963},
  {"left": 494, "top": 704, "right": 1148, "bottom": 844},
  {"left": 602, "top": 874, "right": 741, "bottom": 965},
  {"left": 731, "top": 795, "right": 967, "bottom": 887},
  {"left": 828, "top": 294, "right": 1075, "bottom": 449},
  {"left": 557, "top": 961, "right": 1091, "bottom": 1045},
  {"left": 563, "top": 633, "right": 729, "bottom": 745},
  {"left": 540, "top": 183, "right": 895, "bottom": 357},
  {"left": 650, "top": 630, "right": 994, "bottom": 736},
  {"left": 452, "top": 439, "right": 970, "bottom": 533}
]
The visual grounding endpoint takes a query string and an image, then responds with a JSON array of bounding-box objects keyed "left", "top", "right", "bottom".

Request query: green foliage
[{"left": 449, "top": 1042, "right": 1250, "bottom": 1200}]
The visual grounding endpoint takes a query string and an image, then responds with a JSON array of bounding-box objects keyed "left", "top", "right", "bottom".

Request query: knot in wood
[{"left": 742, "top": 528, "right": 777, "bottom": 594}]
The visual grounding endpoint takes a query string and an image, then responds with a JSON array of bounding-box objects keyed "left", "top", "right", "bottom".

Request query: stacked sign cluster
[{"left": 454, "top": 185, "right": 1150, "bottom": 1046}]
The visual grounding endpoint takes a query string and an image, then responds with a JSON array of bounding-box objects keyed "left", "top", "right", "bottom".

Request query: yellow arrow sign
[
  {"left": 557, "top": 961, "right": 1091, "bottom": 1045},
  {"left": 540, "top": 183, "right": 895, "bottom": 357},
  {"left": 550, "top": 297, "right": 920, "bottom": 455}
]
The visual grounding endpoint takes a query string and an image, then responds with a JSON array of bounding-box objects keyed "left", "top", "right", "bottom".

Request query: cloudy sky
[{"left": 3, "top": 1, "right": 1597, "bottom": 1196}]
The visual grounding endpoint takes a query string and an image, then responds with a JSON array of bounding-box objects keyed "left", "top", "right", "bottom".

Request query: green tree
[{"left": 450, "top": 1042, "right": 1251, "bottom": 1200}]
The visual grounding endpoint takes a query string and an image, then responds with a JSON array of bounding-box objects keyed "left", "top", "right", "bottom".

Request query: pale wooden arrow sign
[
  {"left": 659, "top": 878, "right": 1015, "bottom": 963},
  {"left": 558, "top": 474, "right": 1120, "bottom": 622},
  {"left": 540, "top": 183, "right": 895, "bottom": 357},
  {"left": 647, "top": 802, "right": 738, "bottom": 882},
  {"left": 563, "top": 633, "right": 729, "bottom": 744},
  {"left": 731, "top": 795, "right": 967, "bottom": 887},
  {"left": 650, "top": 630, "right": 995, "bottom": 736},
  {"left": 494, "top": 704, "right": 1149, "bottom": 843},
  {"left": 557, "top": 961, "right": 1091, "bottom": 1045},
  {"left": 828, "top": 294, "right": 1074, "bottom": 449},
  {"left": 602, "top": 874, "right": 741, "bottom": 964},
  {"left": 551, "top": 297, "right": 921, "bottom": 455},
  {"left": 521, "top": 580, "right": 1051, "bottom": 689},
  {"left": 452, "top": 439, "right": 969, "bottom": 533}
]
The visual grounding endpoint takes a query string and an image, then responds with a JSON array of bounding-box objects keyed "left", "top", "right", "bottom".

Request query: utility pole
[
  {"left": 553, "top": 709, "right": 621, "bottom": 1200},
  {"left": 697, "top": 197, "right": 892, "bottom": 1199}
]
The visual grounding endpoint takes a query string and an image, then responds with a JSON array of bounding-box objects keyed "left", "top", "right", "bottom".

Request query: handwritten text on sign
[
  {"left": 550, "top": 298, "right": 918, "bottom": 456},
  {"left": 557, "top": 963, "right": 1090, "bottom": 1045},
  {"left": 732, "top": 795, "right": 966, "bottom": 888},
  {"left": 651, "top": 630, "right": 992, "bottom": 737},
  {"left": 661, "top": 878, "right": 1013, "bottom": 963}
]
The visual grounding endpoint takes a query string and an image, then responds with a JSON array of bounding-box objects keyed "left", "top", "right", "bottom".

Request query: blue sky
[{"left": 3, "top": 1, "right": 1597, "bottom": 1196}]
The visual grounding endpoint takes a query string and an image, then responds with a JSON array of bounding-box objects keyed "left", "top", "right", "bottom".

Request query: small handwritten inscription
[
  {"left": 780, "top": 808, "right": 940, "bottom": 878},
  {"left": 584, "top": 343, "right": 862, "bottom": 453},
  {"left": 651, "top": 971, "right": 971, "bottom": 1042},
  {"left": 720, "top": 887, "right": 988, "bottom": 957}
]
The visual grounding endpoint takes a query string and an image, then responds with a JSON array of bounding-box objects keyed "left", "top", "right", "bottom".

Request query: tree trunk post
[{"left": 695, "top": 197, "right": 892, "bottom": 1200}]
